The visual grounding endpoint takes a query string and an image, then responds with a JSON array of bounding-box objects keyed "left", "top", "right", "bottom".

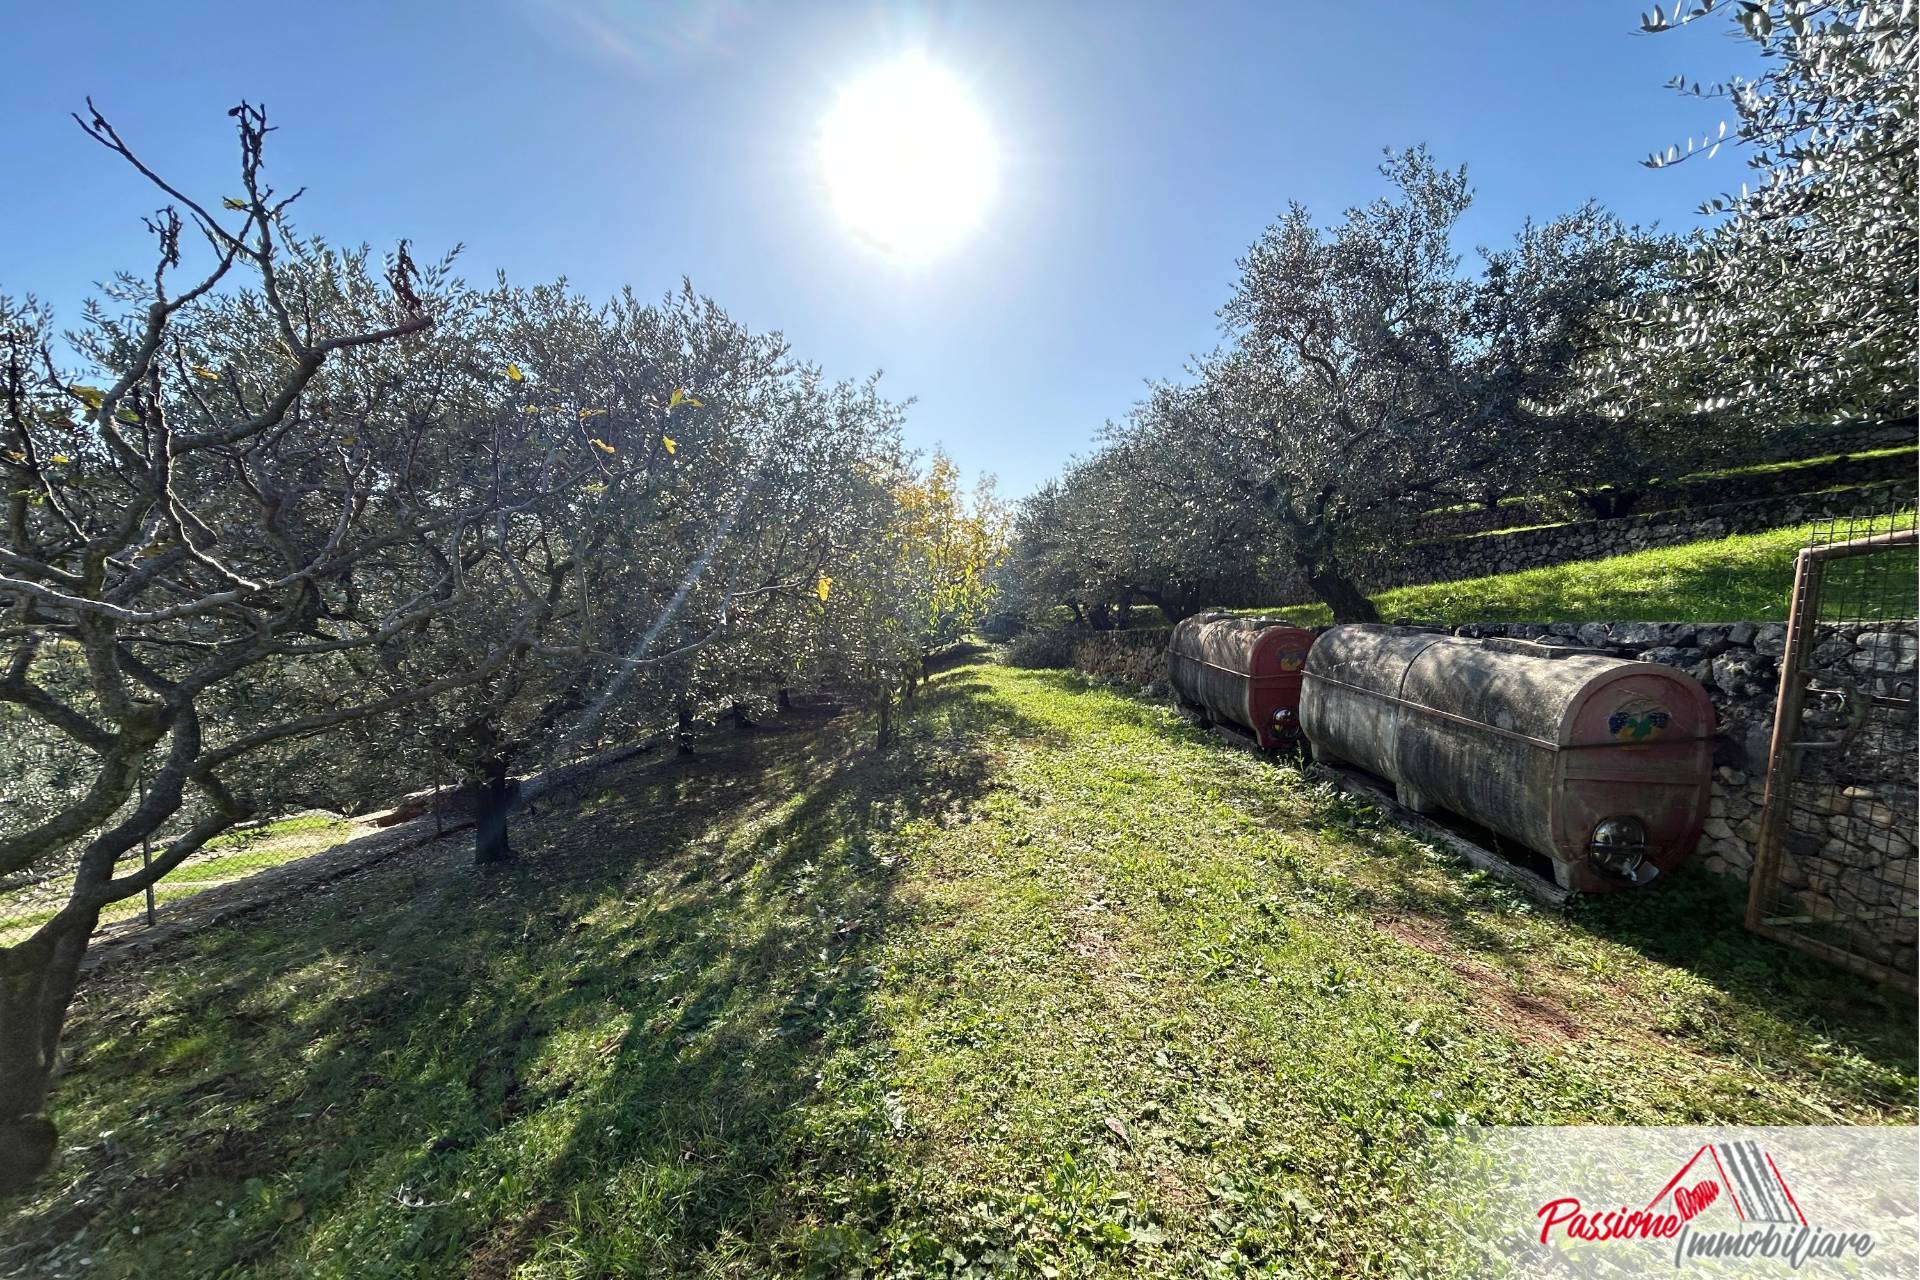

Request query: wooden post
[
  {"left": 1747, "top": 547, "right": 1822, "bottom": 932},
  {"left": 138, "top": 767, "right": 156, "bottom": 927}
]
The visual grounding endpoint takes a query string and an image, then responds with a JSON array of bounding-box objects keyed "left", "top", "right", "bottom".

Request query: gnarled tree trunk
[
  {"left": 0, "top": 914, "right": 96, "bottom": 1193},
  {"left": 472, "top": 761, "right": 517, "bottom": 866},
  {"left": 1305, "top": 567, "right": 1381, "bottom": 625},
  {"left": 1575, "top": 489, "right": 1642, "bottom": 520}
]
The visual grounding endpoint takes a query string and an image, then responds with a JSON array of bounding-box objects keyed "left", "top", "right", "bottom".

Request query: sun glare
[{"left": 819, "top": 56, "right": 996, "bottom": 259}]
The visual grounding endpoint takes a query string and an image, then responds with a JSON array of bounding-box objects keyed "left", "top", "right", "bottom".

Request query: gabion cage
[{"left": 1746, "top": 509, "right": 1918, "bottom": 990}]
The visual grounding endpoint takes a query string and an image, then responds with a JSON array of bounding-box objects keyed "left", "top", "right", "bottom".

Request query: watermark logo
[
  {"left": 1535, "top": 1139, "right": 1877, "bottom": 1270},
  {"left": 1430, "top": 1126, "right": 1916, "bottom": 1278}
]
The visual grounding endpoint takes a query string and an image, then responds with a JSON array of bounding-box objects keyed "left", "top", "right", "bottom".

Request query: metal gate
[{"left": 1746, "top": 513, "right": 1918, "bottom": 990}]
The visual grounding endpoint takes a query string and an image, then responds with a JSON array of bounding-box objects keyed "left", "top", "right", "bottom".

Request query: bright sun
[{"left": 819, "top": 57, "right": 996, "bottom": 259}]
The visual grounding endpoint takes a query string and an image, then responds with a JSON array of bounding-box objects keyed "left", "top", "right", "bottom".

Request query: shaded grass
[
  {"left": 3, "top": 668, "right": 1911, "bottom": 1277},
  {"left": 1250, "top": 516, "right": 1918, "bottom": 626}
]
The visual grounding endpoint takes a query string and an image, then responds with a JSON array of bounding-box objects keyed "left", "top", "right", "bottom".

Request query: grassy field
[
  {"left": 0, "top": 816, "right": 361, "bottom": 946},
  {"left": 1248, "top": 516, "right": 1918, "bottom": 627},
  {"left": 3, "top": 666, "right": 1912, "bottom": 1277}
]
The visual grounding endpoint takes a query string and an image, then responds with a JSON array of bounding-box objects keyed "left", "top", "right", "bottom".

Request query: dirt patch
[
  {"left": 1377, "top": 918, "right": 1586, "bottom": 1048},
  {"left": 464, "top": 1201, "right": 561, "bottom": 1280}
]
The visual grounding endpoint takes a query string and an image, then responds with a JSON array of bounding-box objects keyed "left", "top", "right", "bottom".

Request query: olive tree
[
  {"left": 375, "top": 281, "right": 802, "bottom": 862},
  {"left": 1618, "top": 0, "right": 1916, "bottom": 429},
  {"left": 0, "top": 105, "right": 594, "bottom": 1191},
  {"left": 998, "top": 467, "right": 1125, "bottom": 631},
  {"left": 1213, "top": 150, "right": 1675, "bottom": 619}
]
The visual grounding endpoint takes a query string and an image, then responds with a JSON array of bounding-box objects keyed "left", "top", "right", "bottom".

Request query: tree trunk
[
  {"left": 1140, "top": 589, "right": 1193, "bottom": 626},
  {"left": 777, "top": 689, "right": 794, "bottom": 712},
  {"left": 473, "top": 762, "right": 517, "bottom": 866},
  {"left": 1306, "top": 568, "right": 1381, "bottom": 624},
  {"left": 676, "top": 704, "right": 695, "bottom": 756},
  {"left": 0, "top": 915, "right": 95, "bottom": 1194},
  {"left": 730, "top": 702, "right": 755, "bottom": 732},
  {"left": 1576, "top": 489, "right": 1641, "bottom": 520},
  {"left": 875, "top": 693, "right": 895, "bottom": 750}
]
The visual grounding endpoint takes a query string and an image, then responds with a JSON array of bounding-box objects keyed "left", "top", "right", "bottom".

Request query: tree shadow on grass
[
  {"left": 1571, "top": 866, "right": 1915, "bottom": 1051},
  {"left": 3, "top": 666, "right": 1038, "bottom": 1277}
]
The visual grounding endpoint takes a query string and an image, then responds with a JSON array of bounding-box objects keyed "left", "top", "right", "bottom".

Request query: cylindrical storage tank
[
  {"left": 1300, "top": 625, "right": 1715, "bottom": 892},
  {"left": 1167, "top": 613, "right": 1316, "bottom": 749}
]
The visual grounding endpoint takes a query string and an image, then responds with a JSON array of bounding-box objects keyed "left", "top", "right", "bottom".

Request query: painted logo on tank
[
  {"left": 1607, "top": 699, "right": 1672, "bottom": 743},
  {"left": 1276, "top": 649, "right": 1308, "bottom": 672}
]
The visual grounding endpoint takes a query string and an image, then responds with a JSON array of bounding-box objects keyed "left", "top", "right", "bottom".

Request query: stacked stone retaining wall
[
  {"left": 1068, "top": 627, "right": 1172, "bottom": 686},
  {"left": 1418, "top": 449, "right": 1914, "bottom": 540}
]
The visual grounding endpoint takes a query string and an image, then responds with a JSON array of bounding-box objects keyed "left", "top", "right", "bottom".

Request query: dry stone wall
[
  {"left": 1418, "top": 449, "right": 1915, "bottom": 540},
  {"left": 1367, "top": 483, "right": 1908, "bottom": 593},
  {"left": 1067, "top": 627, "right": 1172, "bottom": 686}
]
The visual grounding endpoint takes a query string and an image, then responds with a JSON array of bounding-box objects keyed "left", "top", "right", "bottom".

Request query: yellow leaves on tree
[{"left": 888, "top": 448, "right": 1011, "bottom": 647}]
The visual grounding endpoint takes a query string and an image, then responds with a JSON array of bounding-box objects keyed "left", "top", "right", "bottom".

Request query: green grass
[
  {"left": 1248, "top": 516, "right": 1918, "bottom": 627},
  {"left": 0, "top": 816, "right": 359, "bottom": 944},
  {"left": 200, "top": 813, "right": 352, "bottom": 852},
  {"left": 1684, "top": 442, "right": 1916, "bottom": 483},
  {"left": 4, "top": 666, "right": 1909, "bottom": 1277}
]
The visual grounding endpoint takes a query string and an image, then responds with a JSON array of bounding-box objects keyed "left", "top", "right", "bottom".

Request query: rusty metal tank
[
  {"left": 1167, "top": 612, "right": 1316, "bottom": 749},
  {"left": 1300, "top": 625, "right": 1715, "bottom": 891}
]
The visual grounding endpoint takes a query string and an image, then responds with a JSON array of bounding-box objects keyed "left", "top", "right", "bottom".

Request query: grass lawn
[
  {"left": 3, "top": 667, "right": 1911, "bottom": 1277},
  {"left": 1685, "top": 441, "right": 1916, "bottom": 482},
  {"left": 1248, "top": 516, "right": 1918, "bottom": 627},
  {"left": 0, "top": 816, "right": 362, "bottom": 946}
]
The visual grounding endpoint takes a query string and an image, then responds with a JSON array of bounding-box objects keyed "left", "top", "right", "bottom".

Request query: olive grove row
[
  {"left": 997, "top": 0, "right": 1915, "bottom": 630},
  {"left": 0, "top": 104, "right": 1006, "bottom": 1189}
]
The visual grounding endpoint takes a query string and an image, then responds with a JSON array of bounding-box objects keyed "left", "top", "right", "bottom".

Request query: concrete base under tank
[{"left": 1306, "top": 761, "right": 1573, "bottom": 906}]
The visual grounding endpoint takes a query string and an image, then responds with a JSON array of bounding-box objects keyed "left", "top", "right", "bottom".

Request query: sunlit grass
[
  {"left": 1254, "top": 515, "right": 1918, "bottom": 626},
  {"left": 1685, "top": 442, "right": 1915, "bottom": 482}
]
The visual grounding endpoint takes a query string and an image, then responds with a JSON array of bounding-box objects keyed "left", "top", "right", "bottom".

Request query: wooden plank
[{"left": 1306, "top": 762, "right": 1573, "bottom": 906}]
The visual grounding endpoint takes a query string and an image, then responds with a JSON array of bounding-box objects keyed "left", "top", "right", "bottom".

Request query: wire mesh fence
[
  {"left": 1, "top": 803, "right": 371, "bottom": 949},
  {"left": 1746, "top": 501, "right": 1918, "bottom": 989},
  {"left": 0, "top": 700, "right": 691, "bottom": 952}
]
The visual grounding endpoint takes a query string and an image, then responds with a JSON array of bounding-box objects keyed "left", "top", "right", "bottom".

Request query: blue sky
[{"left": 0, "top": 2, "right": 1761, "bottom": 497}]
